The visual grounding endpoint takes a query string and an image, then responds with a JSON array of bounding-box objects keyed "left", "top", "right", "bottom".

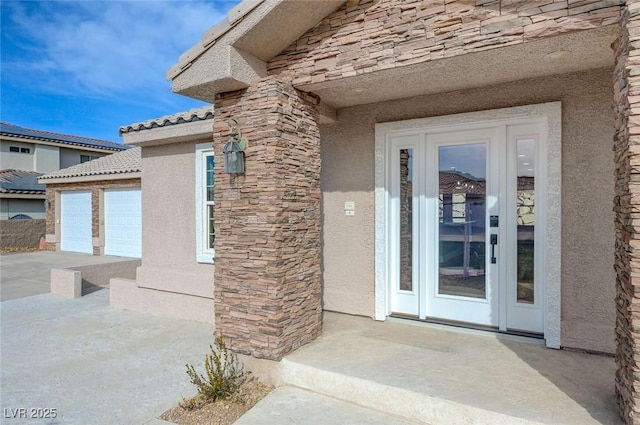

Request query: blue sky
[{"left": 1, "top": 0, "right": 241, "bottom": 143}]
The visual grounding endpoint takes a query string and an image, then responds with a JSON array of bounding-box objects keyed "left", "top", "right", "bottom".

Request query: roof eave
[
  {"left": 166, "top": 0, "right": 264, "bottom": 81},
  {"left": 170, "top": 47, "right": 267, "bottom": 103},
  {"left": 0, "top": 193, "right": 46, "bottom": 199},
  {"left": 168, "top": 0, "right": 345, "bottom": 103},
  {"left": 1, "top": 134, "right": 125, "bottom": 153}
]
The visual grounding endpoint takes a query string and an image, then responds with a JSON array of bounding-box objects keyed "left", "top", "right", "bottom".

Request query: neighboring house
[
  {"left": 0, "top": 170, "right": 45, "bottom": 220},
  {"left": 0, "top": 169, "right": 47, "bottom": 249},
  {"left": 114, "top": 0, "right": 640, "bottom": 423},
  {"left": 0, "top": 122, "right": 128, "bottom": 220},
  {"left": 38, "top": 147, "right": 141, "bottom": 258}
]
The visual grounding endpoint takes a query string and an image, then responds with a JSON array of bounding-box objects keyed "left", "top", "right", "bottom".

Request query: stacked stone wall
[
  {"left": 45, "top": 179, "right": 140, "bottom": 254},
  {"left": 268, "top": 0, "right": 622, "bottom": 85},
  {"left": 212, "top": 76, "right": 322, "bottom": 360},
  {"left": 614, "top": 2, "right": 640, "bottom": 424}
]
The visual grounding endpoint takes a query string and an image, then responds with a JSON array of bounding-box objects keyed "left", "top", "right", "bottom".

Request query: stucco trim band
[
  {"left": 40, "top": 172, "right": 141, "bottom": 185},
  {"left": 0, "top": 193, "right": 45, "bottom": 199},
  {"left": 374, "top": 102, "right": 561, "bottom": 349},
  {"left": 122, "top": 120, "right": 214, "bottom": 147}
]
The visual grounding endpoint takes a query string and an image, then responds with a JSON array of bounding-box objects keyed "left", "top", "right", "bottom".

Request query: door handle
[{"left": 490, "top": 234, "right": 498, "bottom": 264}]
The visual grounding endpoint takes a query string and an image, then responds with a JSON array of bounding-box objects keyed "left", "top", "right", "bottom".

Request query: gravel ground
[
  {"left": 161, "top": 379, "right": 273, "bottom": 425},
  {"left": 0, "top": 247, "right": 40, "bottom": 254}
]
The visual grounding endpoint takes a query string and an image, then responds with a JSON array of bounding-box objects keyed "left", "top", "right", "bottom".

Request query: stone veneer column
[
  {"left": 212, "top": 76, "right": 322, "bottom": 361},
  {"left": 615, "top": 2, "right": 640, "bottom": 423},
  {"left": 45, "top": 188, "right": 56, "bottom": 251}
]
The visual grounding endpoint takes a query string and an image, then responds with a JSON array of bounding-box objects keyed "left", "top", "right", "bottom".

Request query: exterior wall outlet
[{"left": 345, "top": 201, "right": 355, "bottom": 216}]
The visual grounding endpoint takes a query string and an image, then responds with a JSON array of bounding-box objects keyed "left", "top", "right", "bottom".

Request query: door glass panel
[
  {"left": 208, "top": 204, "right": 215, "bottom": 250},
  {"left": 516, "top": 139, "right": 535, "bottom": 304},
  {"left": 399, "top": 148, "right": 413, "bottom": 291},
  {"left": 206, "top": 154, "right": 215, "bottom": 249},
  {"left": 206, "top": 155, "right": 215, "bottom": 202},
  {"left": 438, "top": 144, "right": 486, "bottom": 299}
]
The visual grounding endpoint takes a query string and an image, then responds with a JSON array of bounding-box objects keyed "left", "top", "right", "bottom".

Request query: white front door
[
  {"left": 385, "top": 120, "right": 547, "bottom": 334},
  {"left": 427, "top": 128, "right": 500, "bottom": 327}
]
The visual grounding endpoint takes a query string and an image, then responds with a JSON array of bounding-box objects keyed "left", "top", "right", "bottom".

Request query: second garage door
[{"left": 104, "top": 188, "right": 141, "bottom": 258}]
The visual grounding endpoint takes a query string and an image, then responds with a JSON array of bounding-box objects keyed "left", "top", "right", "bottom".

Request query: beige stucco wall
[
  {"left": 1, "top": 140, "right": 35, "bottom": 171},
  {"left": 138, "top": 142, "right": 214, "bottom": 301},
  {"left": 59, "top": 148, "right": 80, "bottom": 169},
  {"left": 0, "top": 140, "right": 111, "bottom": 172},
  {"left": 321, "top": 67, "right": 615, "bottom": 354},
  {"left": 59, "top": 147, "right": 109, "bottom": 169},
  {"left": 33, "top": 144, "right": 60, "bottom": 173}
]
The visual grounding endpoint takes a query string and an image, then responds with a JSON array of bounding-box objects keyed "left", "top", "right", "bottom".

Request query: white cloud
[{"left": 3, "top": 1, "right": 236, "bottom": 108}]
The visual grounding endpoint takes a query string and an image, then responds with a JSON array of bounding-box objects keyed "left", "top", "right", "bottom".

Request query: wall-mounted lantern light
[
  {"left": 44, "top": 199, "right": 50, "bottom": 210},
  {"left": 223, "top": 119, "right": 247, "bottom": 174}
]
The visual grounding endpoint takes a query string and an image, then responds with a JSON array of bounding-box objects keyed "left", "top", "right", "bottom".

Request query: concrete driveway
[{"left": 1, "top": 252, "right": 214, "bottom": 424}]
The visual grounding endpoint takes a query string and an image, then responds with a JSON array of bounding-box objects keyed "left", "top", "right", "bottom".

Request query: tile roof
[
  {"left": 39, "top": 147, "right": 141, "bottom": 181},
  {"left": 0, "top": 170, "right": 45, "bottom": 195},
  {"left": 118, "top": 106, "right": 214, "bottom": 135},
  {"left": 0, "top": 122, "right": 128, "bottom": 152}
]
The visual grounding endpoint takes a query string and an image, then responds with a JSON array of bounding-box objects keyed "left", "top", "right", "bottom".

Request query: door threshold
[{"left": 389, "top": 314, "right": 544, "bottom": 340}]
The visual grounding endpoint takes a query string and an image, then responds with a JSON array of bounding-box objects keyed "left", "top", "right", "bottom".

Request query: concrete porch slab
[{"left": 278, "top": 313, "right": 620, "bottom": 425}]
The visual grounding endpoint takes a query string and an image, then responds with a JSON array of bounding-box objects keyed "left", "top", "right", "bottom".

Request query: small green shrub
[
  {"left": 184, "top": 334, "right": 247, "bottom": 405},
  {"left": 179, "top": 394, "right": 207, "bottom": 411}
]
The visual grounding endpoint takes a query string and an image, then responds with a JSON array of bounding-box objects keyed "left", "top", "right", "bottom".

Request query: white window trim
[{"left": 196, "top": 142, "right": 215, "bottom": 264}]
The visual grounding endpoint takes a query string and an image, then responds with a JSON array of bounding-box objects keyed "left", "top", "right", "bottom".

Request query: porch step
[
  {"left": 280, "top": 357, "right": 539, "bottom": 425},
  {"left": 234, "top": 386, "right": 417, "bottom": 425},
  {"left": 276, "top": 312, "right": 620, "bottom": 425}
]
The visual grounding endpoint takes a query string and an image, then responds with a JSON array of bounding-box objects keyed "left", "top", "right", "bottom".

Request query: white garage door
[
  {"left": 104, "top": 188, "right": 141, "bottom": 258},
  {"left": 60, "top": 191, "right": 93, "bottom": 254}
]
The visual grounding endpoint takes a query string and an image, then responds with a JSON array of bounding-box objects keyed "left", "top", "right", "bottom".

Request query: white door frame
[{"left": 374, "top": 102, "right": 562, "bottom": 349}]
